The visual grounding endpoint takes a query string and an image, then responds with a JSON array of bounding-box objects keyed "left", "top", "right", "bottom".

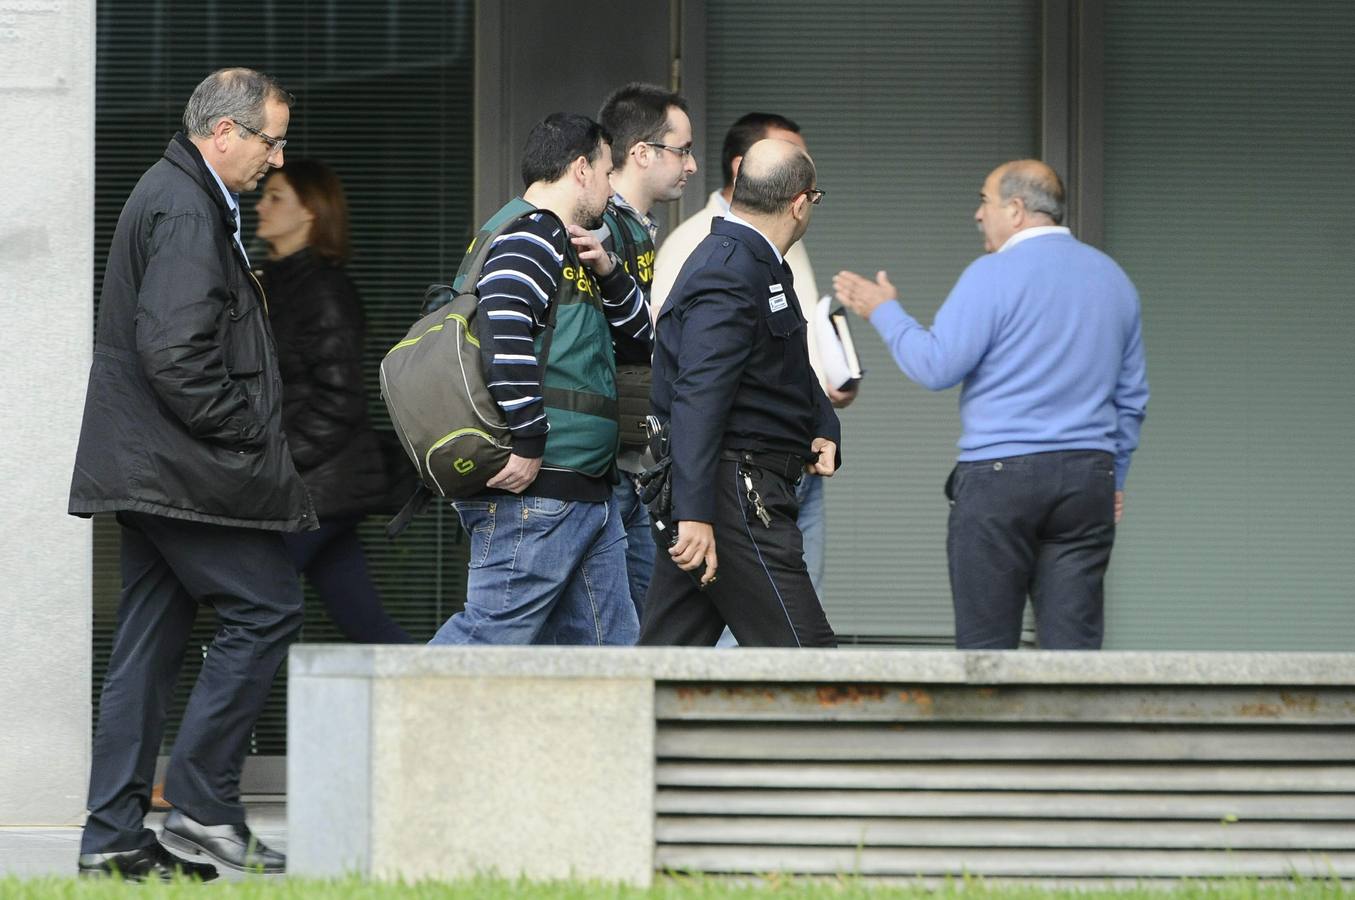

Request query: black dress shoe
[
  {"left": 78, "top": 841, "right": 218, "bottom": 881},
  {"left": 161, "top": 808, "right": 285, "bottom": 874}
]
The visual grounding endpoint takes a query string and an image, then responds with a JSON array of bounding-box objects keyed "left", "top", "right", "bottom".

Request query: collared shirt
[
  {"left": 610, "top": 192, "right": 658, "bottom": 242},
  {"left": 723, "top": 211, "right": 784, "bottom": 265},
  {"left": 999, "top": 224, "right": 1071, "bottom": 253},
  {"left": 202, "top": 159, "right": 249, "bottom": 265}
]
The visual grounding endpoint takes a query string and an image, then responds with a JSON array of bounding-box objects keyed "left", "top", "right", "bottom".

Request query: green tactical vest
[
  {"left": 457, "top": 198, "right": 619, "bottom": 478},
  {"left": 601, "top": 201, "right": 656, "bottom": 452},
  {"left": 601, "top": 203, "right": 656, "bottom": 291}
]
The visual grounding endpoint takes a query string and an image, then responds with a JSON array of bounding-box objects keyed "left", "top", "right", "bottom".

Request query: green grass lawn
[{"left": 0, "top": 875, "right": 1347, "bottom": 900}]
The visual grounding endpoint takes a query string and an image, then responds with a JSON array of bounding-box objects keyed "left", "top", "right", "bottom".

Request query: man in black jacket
[
  {"left": 640, "top": 138, "right": 840, "bottom": 647},
  {"left": 69, "top": 68, "right": 309, "bottom": 880}
]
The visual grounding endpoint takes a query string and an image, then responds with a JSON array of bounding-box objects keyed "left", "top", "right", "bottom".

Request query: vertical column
[
  {"left": 0, "top": 0, "right": 96, "bottom": 825},
  {"left": 673, "top": 0, "right": 708, "bottom": 227},
  {"left": 473, "top": 0, "right": 674, "bottom": 227},
  {"left": 1042, "top": 0, "right": 1105, "bottom": 248}
]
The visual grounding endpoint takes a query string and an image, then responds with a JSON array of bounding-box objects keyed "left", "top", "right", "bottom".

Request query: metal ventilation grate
[{"left": 654, "top": 682, "right": 1355, "bottom": 880}]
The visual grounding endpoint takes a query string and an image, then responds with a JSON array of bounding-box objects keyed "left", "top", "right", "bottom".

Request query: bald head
[
  {"left": 994, "top": 159, "right": 1065, "bottom": 224},
  {"left": 975, "top": 158, "right": 1066, "bottom": 253},
  {"left": 731, "top": 138, "right": 816, "bottom": 216}
]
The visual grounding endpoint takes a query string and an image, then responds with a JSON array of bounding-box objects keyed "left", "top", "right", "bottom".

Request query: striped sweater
[{"left": 477, "top": 211, "right": 653, "bottom": 462}]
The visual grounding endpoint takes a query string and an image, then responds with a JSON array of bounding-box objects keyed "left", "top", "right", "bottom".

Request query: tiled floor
[{"left": 0, "top": 799, "right": 286, "bottom": 881}]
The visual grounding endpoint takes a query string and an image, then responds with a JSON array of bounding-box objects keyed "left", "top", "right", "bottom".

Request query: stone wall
[{"left": 0, "top": 0, "right": 95, "bottom": 826}]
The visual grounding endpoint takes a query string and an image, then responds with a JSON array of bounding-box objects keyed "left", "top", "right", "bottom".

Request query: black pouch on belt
[{"left": 614, "top": 363, "right": 653, "bottom": 449}]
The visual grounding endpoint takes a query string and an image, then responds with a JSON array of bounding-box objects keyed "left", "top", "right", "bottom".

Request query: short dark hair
[
  {"left": 731, "top": 147, "right": 816, "bottom": 216},
  {"left": 721, "top": 112, "right": 801, "bottom": 188},
  {"left": 598, "top": 82, "right": 689, "bottom": 170},
  {"left": 271, "top": 159, "right": 351, "bottom": 264},
  {"left": 520, "top": 113, "right": 611, "bottom": 189}
]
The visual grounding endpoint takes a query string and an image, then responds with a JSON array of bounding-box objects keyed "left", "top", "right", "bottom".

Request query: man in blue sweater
[{"left": 834, "top": 159, "right": 1148, "bottom": 650}]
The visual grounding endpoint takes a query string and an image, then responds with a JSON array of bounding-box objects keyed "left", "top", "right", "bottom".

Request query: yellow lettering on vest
[
  {"left": 559, "top": 265, "right": 597, "bottom": 296},
  {"left": 637, "top": 248, "right": 655, "bottom": 285}
]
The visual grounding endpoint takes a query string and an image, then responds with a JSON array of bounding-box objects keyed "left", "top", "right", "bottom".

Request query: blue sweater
[{"left": 868, "top": 232, "right": 1148, "bottom": 488}]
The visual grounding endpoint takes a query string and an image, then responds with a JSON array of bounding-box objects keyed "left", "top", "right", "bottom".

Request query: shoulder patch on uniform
[{"left": 769, "top": 293, "right": 789, "bottom": 312}]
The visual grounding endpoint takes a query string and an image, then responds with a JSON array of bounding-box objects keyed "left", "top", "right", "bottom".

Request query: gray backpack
[{"left": 380, "top": 201, "right": 558, "bottom": 513}]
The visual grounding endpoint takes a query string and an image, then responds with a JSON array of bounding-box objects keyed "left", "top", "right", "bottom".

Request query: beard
[{"left": 577, "top": 204, "right": 606, "bottom": 231}]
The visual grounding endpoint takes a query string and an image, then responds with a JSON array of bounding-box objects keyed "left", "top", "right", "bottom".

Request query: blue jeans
[
  {"left": 613, "top": 473, "right": 655, "bottom": 620},
  {"left": 796, "top": 475, "right": 826, "bottom": 597},
  {"left": 429, "top": 493, "right": 639, "bottom": 645},
  {"left": 946, "top": 450, "right": 1116, "bottom": 650}
]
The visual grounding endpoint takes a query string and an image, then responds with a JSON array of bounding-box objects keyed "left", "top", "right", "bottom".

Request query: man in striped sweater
[{"left": 429, "top": 113, "right": 653, "bottom": 645}]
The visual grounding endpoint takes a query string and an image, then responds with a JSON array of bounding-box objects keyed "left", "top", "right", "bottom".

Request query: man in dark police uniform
[{"left": 640, "top": 138, "right": 840, "bottom": 647}]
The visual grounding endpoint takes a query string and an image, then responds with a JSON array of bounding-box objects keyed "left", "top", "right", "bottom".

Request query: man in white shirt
[{"left": 652, "top": 112, "right": 857, "bottom": 601}]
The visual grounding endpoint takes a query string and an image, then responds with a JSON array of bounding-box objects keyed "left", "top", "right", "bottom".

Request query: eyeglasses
[
  {"left": 644, "top": 141, "right": 694, "bottom": 159},
  {"left": 232, "top": 119, "right": 287, "bottom": 155},
  {"left": 797, "top": 187, "right": 826, "bottom": 205}
]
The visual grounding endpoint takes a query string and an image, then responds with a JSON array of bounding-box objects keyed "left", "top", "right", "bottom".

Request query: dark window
[{"left": 92, "top": 0, "right": 475, "bottom": 757}]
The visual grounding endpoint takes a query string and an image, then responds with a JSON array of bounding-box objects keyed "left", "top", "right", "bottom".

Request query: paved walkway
[{"left": 0, "top": 800, "right": 286, "bottom": 880}]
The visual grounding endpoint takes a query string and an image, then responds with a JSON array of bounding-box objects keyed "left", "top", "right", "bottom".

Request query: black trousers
[
  {"left": 282, "top": 515, "right": 413, "bottom": 643},
  {"left": 946, "top": 449, "right": 1116, "bottom": 650},
  {"left": 639, "top": 459, "right": 836, "bottom": 647},
  {"left": 81, "top": 511, "right": 303, "bottom": 854}
]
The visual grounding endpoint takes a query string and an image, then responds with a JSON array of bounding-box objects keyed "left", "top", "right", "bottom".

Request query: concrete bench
[{"left": 287, "top": 647, "right": 1355, "bottom": 886}]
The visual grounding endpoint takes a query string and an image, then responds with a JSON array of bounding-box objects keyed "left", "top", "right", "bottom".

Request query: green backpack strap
[
  {"left": 449, "top": 199, "right": 567, "bottom": 366},
  {"left": 601, "top": 206, "right": 640, "bottom": 281},
  {"left": 450, "top": 196, "right": 539, "bottom": 294}
]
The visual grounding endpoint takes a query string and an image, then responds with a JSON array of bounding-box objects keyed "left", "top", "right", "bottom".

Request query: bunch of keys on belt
[{"left": 741, "top": 468, "right": 772, "bottom": 528}]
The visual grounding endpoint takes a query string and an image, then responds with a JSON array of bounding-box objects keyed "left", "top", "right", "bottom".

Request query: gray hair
[
  {"left": 998, "top": 164, "right": 1066, "bottom": 224},
  {"left": 731, "top": 148, "right": 816, "bottom": 215},
  {"left": 182, "top": 68, "right": 292, "bottom": 137}
]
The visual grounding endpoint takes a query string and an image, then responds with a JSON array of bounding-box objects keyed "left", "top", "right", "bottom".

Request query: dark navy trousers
[
  {"left": 81, "top": 511, "right": 302, "bottom": 853},
  {"left": 282, "top": 516, "right": 412, "bottom": 644},
  {"left": 946, "top": 449, "right": 1117, "bottom": 650},
  {"left": 639, "top": 459, "right": 836, "bottom": 648}
]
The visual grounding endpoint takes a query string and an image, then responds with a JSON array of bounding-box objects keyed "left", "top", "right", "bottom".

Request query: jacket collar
[
  {"left": 164, "top": 133, "right": 233, "bottom": 216},
  {"left": 711, "top": 216, "right": 783, "bottom": 270},
  {"left": 163, "top": 133, "right": 254, "bottom": 274}
]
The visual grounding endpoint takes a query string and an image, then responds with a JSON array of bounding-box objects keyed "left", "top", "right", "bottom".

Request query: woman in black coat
[{"left": 254, "top": 159, "right": 412, "bottom": 643}]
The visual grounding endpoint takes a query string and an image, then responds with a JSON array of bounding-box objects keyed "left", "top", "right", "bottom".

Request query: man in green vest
[
  {"left": 595, "top": 82, "right": 698, "bottom": 620},
  {"left": 428, "top": 113, "right": 654, "bottom": 645}
]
